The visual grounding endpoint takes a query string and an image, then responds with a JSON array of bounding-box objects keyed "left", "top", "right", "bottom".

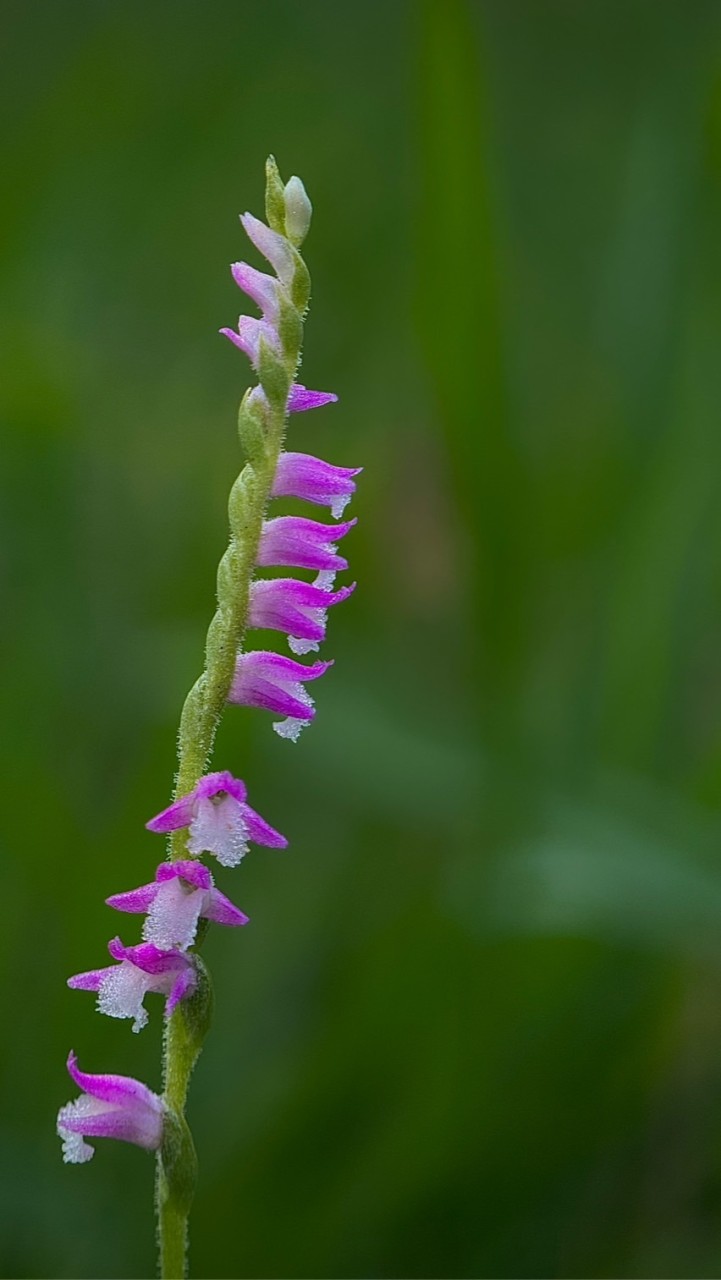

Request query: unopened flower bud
[{"left": 283, "top": 176, "right": 312, "bottom": 245}]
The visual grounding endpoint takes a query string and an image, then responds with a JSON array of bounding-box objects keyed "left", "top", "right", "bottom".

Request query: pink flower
[
  {"left": 257, "top": 515, "right": 356, "bottom": 572},
  {"left": 286, "top": 384, "right": 338, "bottom": 413},
  {"left": 272, "top": 452, "right": 361, "bottom": 518},
  {"left": 146, "top": 771, "right": 287, "bottom": 868},
  {"left": 231, "top": 261, "right": 283, "bottom": 326},
  {"left": 218, "top": 315, "right": 281, "bottom": 370},
  {"left": 107, "top": 860, "right": 249, "bottom": 951},
  {"left": 240, "top": 211, "right": 295, "bottom": 284},
  {"left": 229, "top": 651, "right": 332, "bottom": 742},
  {"left": 57, "top": 1052, "right": 165, "bottom": 1164},
  {"left": 68, "top": 939, "right": 196, "bottom": 1033},
  {"left": 249, "top": 575, "right": 355, "bottom": 654}
]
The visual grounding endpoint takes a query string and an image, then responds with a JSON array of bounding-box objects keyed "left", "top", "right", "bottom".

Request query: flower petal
[
  {"left": 204, "top": 888, "right": 250, "bottom": 928},
  {"left": 106, "top": 882, "right": 157, "bottom": 914},
  {"left": 287, "top": 384, "right": 338, "bottom": 413}
]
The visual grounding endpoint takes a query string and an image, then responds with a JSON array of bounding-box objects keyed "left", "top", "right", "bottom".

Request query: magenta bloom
[
  {"left": 229, "top": 650, "right": 332, "bottom": 741},
  {"left": 286, "top": 384, "right": 338, "bottom": 413},
  {"left": 219, "top": 315, "right": 280, "bottom": 369},
  {"left": 245, "top": 383, "right": 337, "bottom": 417},
  {"left": 249, "top": 576, "right": 355, "bottom": 654},
  {"left": 258, "top": 515, "right": 356, "bottom": 572},
  {"left": 272, "top": 452, "right": 362, "bottom": 518},
  {"left": 107, "top": 860, "right": 249, "bottom": 951},
  {"left": 146, "top": 771, "right": 287, "bottom": 867},
  {"left": 57, "top": 1052, "right": 164, "bottom": 1164},
  {"left": 68, "top": 938, "right": 196, "bottom": 1033}
]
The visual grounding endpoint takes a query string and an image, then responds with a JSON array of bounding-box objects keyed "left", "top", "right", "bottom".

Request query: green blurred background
[{"left": 4, "top": 1, "right": 721, "bottom": 1275}]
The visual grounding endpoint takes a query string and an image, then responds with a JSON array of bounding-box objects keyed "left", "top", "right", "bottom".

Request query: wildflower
[
  {"left": 146, "top": 771, "right": 287, "bottom": 867},
  {"left": 57, "top": 1052, "right": 164, "bottom": 1164},
  {"left": 219, "top": 316, "right": 281, "bottom": 369},
  {"left": 229, "top": 650, "right": 332, "bottom": 741},
  {"left": 107, "top": 860, "right": 249, "bottom": 951},
  {"left": 257, "top": 515, "right": 356, "bottom": 571},
  {"left": 249, "top": 576, "right": 355, "bottom": 654},
  {"left": 286, "top": 384, "right": 338, "bottom": 413},
  {"left": 245, "top": 383, "right": 338, "bottom": 417},
  {"left": 68, "top": 939, "right": 196, "bottom": 1033},
  {"left": 272, "top": 451, "right": 362, "bottom": 518},
  {"left": 239, "top": 211, "right": 295, "bottom": 284},
  {"left": 231, "top": 261, "right": 282, "bottom": 326}
]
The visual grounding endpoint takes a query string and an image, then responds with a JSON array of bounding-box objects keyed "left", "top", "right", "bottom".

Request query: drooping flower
[
  {"left": 107, "top": 860, "right": 249, "bottom": 951},
  {"left": 68, "top": 939, "right": 196, "bottom": 1033},
  {"left": 272, "top": 451, "right": 362, "bottom": 518},
  {"left": 229, "top": 650, "right": 332, "bottom": 741},
  {"left": 146, "top": 771, "right": 287, "bottom": 867},
  {"left": 57, "top": 1052, "right": 164, "bottom": 1164},
  {"left": 257, "top": 515, "right": 356, "bottom": 571},
  {"left": 249, "top": 576, "right": 355, "bottom": 654}
]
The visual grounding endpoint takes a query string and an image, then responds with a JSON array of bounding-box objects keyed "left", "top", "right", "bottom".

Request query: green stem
[
  {"left": 157, "top": 1181, "right": 190, "bottom": 1280},
  {"left": 155, "top": 157, "right": 309, "bottom": 1280}
]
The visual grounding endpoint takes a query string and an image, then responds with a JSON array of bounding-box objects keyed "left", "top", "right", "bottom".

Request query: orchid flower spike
[
  {"left": 107, "top": 860, "right": 249, "bottom": 951},
  {"left": 57, "top": 1052, "right": 165, "bottom": 1164},
  {"left": 59, "top": 160, "right": 361, "bottom": 1280},
  {"left": 146, "top": 771, "right": 287, "bottom": 867},
  {"left": 68, "top": 939, "right": 197, "bottom": 1033},
  {"left": 229, "top": 651, "right": 332, "bottom": 742}
]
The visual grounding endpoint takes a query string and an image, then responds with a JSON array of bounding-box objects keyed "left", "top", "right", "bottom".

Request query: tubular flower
[
  {"left": 249, "top": 576, "right": 355, "bottom": 654},
  {"left": 272, "top": 452, "right": 362, "bottom": 518},
  {"left": 57, "top": 1052, "right": 164, "bottom": 1164},
  {"left": 107, "top": 860, "right": 249, "bottom": 951},
  {"left": 246, "top": 383, "right": 338, "bottom": 418},
  {"left": 229, "top": 651, "right": 332, "bottom": 741},
  {"left": 68, "top": 939, "right": 197, "bottom": 1033},
  {"left": 257, "top": 515, "right": 356, "bottom": 572},
  {"left": 286, "top": 384, "right": 338, "bottom": 413},
  {"left": 146, "top": 770, "right": 287, "bottom": 867}
]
